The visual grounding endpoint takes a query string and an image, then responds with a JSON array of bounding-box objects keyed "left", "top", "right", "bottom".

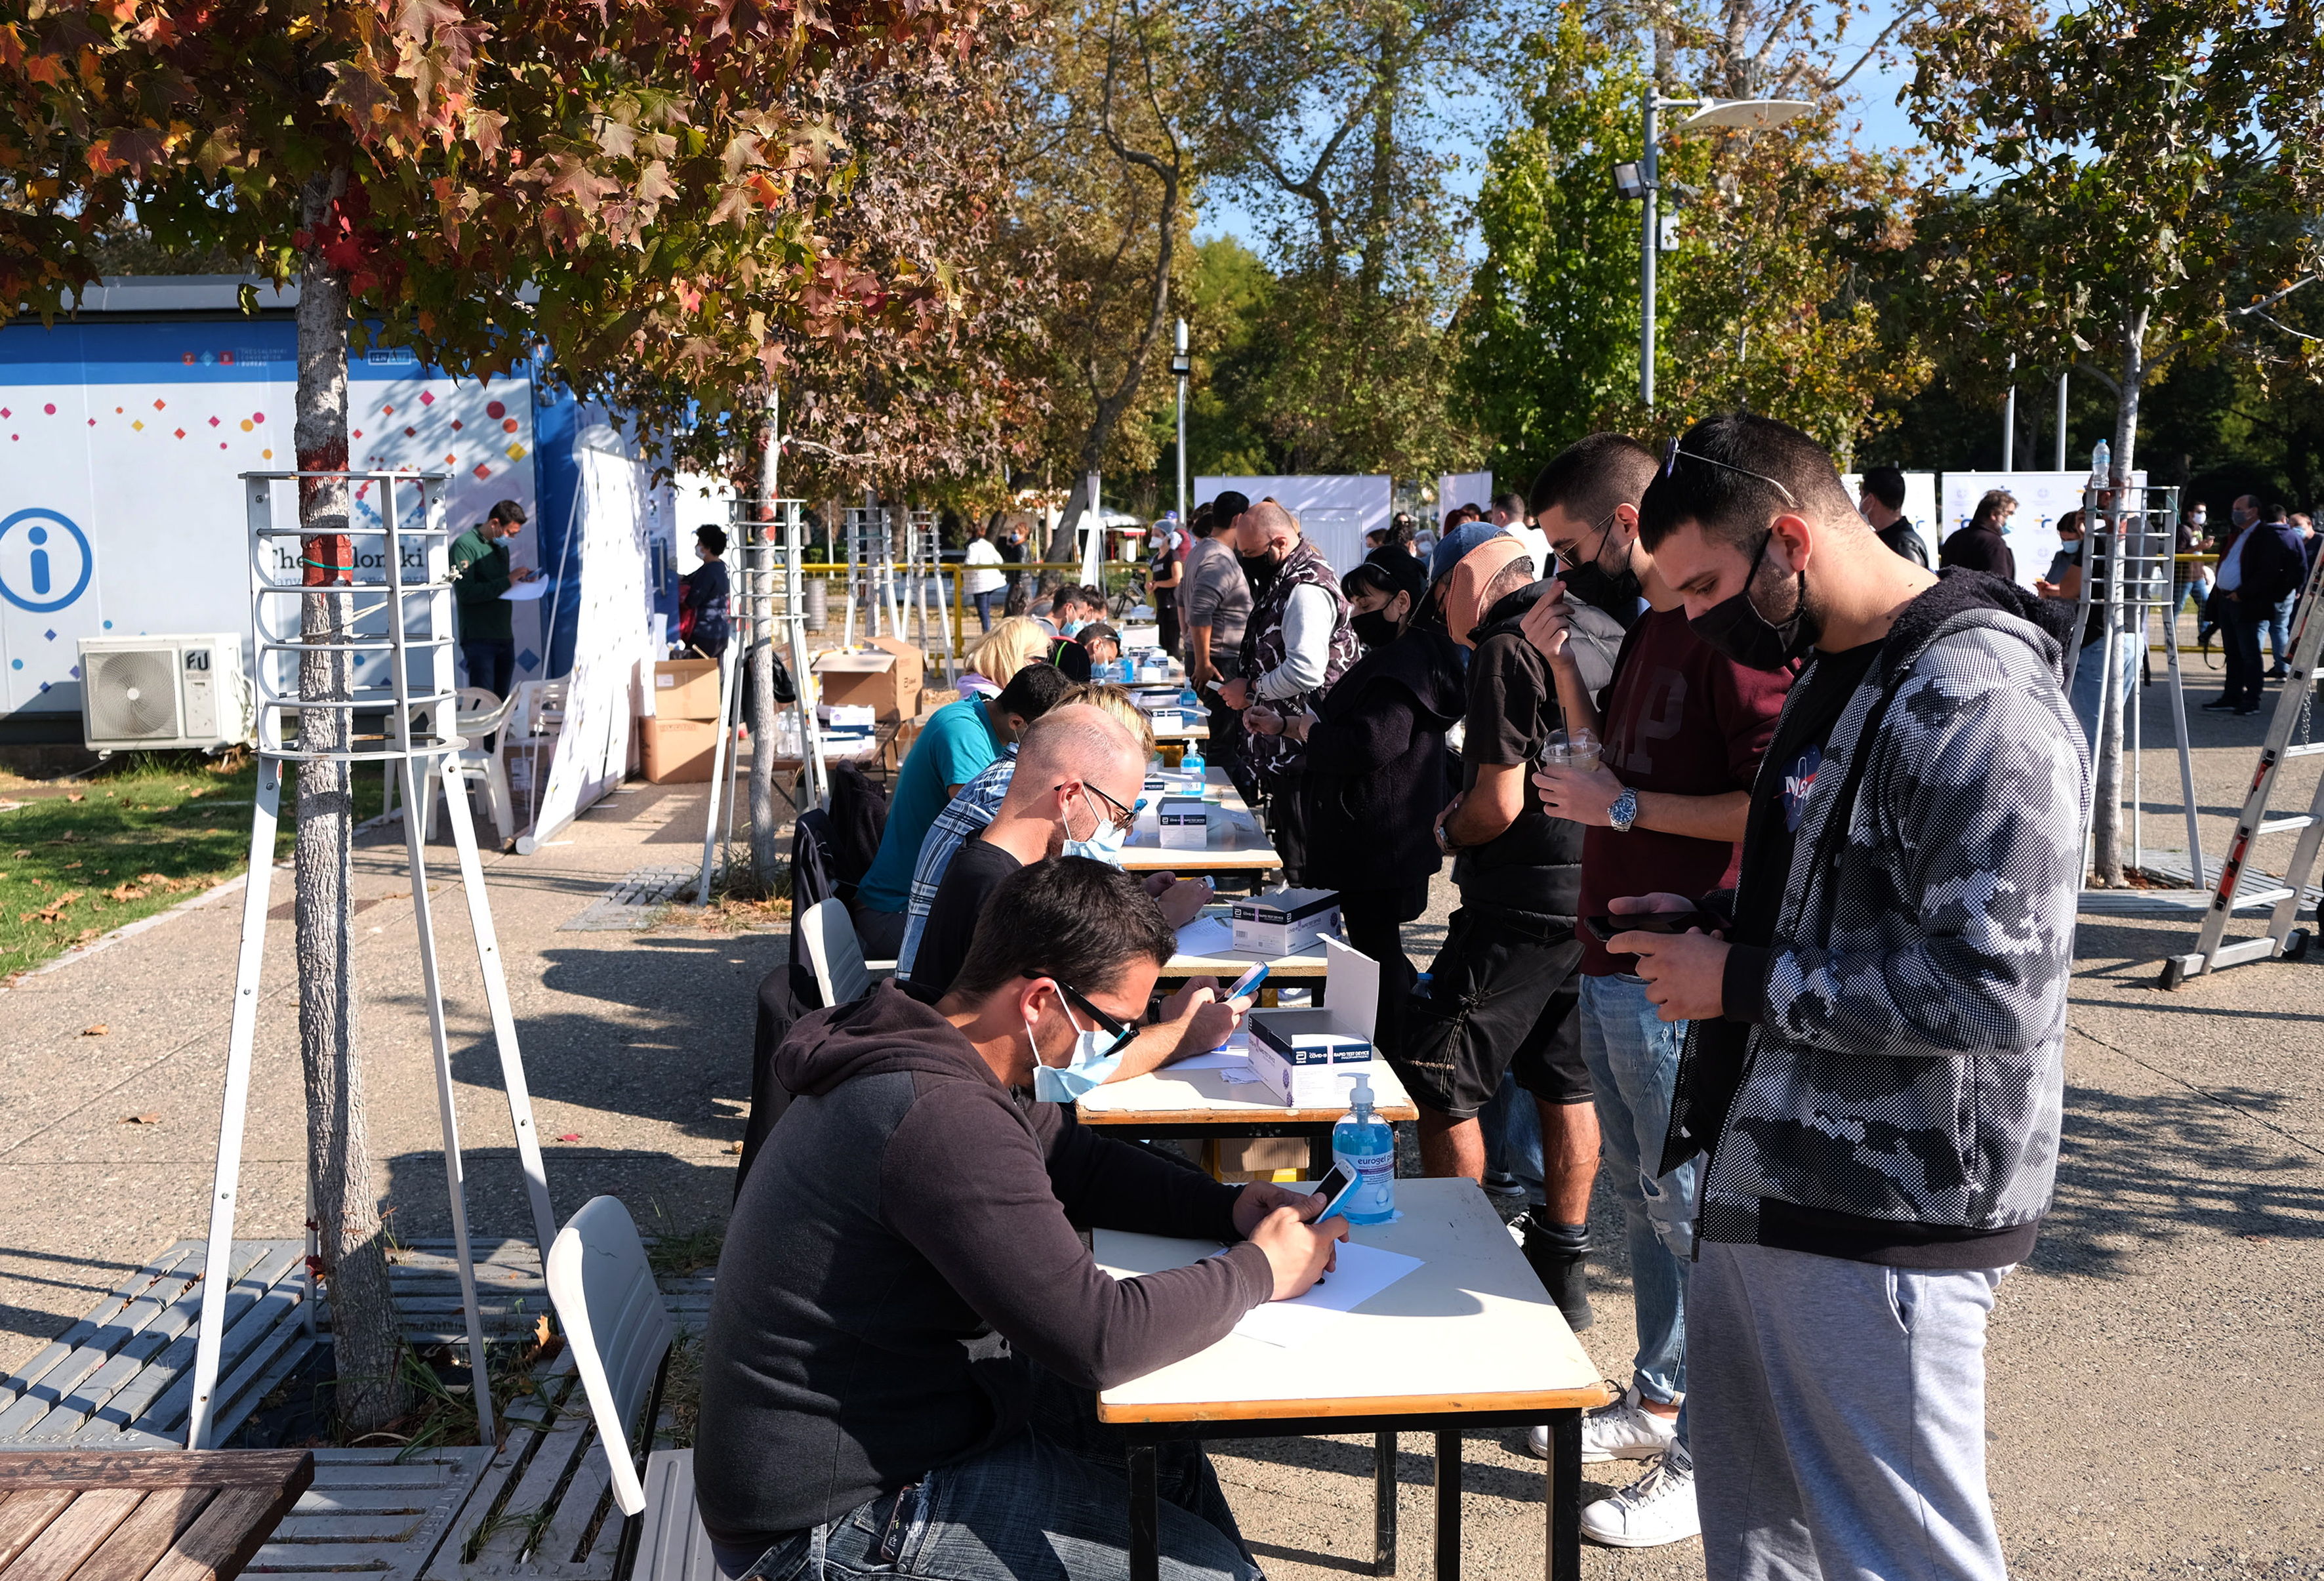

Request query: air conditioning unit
[{"left": 77, "top": 634, "right": 255, "bottom": 752}]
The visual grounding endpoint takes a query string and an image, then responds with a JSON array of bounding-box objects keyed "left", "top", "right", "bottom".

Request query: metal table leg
[
  {"left": 1374, "top": 1433, "right": 1397, "bottom": 1576},
  {"left": 1543, "top": 1409, "right": 1581, "bottom": 1581},
  {"left": 1433, "top": 1431, "right": 1461, "bottom": 1581},
  {"left": 1129, "top": 1443, "right": 1160, "bottom": 1581}
]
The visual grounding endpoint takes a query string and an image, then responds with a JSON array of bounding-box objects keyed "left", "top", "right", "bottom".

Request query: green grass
[{"left": 0, "top": 750, "right": 384, "bottom": 982}]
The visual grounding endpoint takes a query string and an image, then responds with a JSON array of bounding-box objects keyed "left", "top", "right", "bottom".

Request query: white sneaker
[
  {"left": 1524, "top": 1383, "right": 1679, "bottom": 1463},
  {"left": 1581, "top": 1453, "right": 1699, "bottom": 1549}
]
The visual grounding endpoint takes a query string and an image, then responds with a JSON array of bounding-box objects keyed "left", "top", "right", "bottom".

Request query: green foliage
[{"left": 1459, "top": 11, "right": 1646, "bottom": 476}]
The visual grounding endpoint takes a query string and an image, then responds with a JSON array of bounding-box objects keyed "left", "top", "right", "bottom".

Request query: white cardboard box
[
  {"left": 1231, "top": 886, "right": 1341, "bottom": 955},
  {"left": 1246, "top": 940, "right": 1380, "bottom": 1107},
  {"left": 1157, "top": 797, "right": 1208, "bottom": 849}
]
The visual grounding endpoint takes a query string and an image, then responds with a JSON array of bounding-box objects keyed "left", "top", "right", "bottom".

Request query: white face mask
[
  {"left": 1026, "top": 989, "right": 1126, "bottom": 1102},
  {"left": 1061, "top": 787, "right": 1132, "bottom": 866}
]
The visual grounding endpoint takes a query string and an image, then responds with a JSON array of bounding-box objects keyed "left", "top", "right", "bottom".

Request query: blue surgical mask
[
  {"left": 1061, "top": 789, "right": 1132, "bottom": 866},
  {"left": 1059, "top": 618, "right": 1086, "bottom": 638},
  {"left": 1028, "top": 996, "right": 1124, "bottom": 1102}
]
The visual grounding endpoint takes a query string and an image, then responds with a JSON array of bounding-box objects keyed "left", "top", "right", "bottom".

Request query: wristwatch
[{"left": 1607, "top": 787, "right": 1639, "bottom": 833}]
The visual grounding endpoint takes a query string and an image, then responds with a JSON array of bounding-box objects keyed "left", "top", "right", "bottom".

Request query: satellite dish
[{"left": 1679, "top": 98, "right": 1814, "bottom": 131}]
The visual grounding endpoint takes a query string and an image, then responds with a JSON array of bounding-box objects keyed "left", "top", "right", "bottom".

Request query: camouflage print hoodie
[{"left": 1666, "top": 571, "right": 2090, "bottom": 1255}]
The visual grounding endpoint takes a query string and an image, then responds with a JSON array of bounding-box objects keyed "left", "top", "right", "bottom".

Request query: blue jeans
[
  {"left": 1481, "top": 1070, "right": 1545, "bottom": 1208},
  {"left": 713, "top": 1372, "right": 1257, "bottom": 1581},
  {"left": 2068, "top": 631, "right": 2141, "bottom": 749},
  {"left": 971, "top": 590, "right": 996, "bottom": 632},
  {"left": 2268, "top": 592, "right": 2296, "bottom": 668},
  {"left": 1578, "top": 972, "right": 1694, "bottom": 1414}
]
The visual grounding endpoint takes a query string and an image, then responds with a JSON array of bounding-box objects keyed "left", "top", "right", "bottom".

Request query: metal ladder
[{"left": 2159, "top": 541, "right": 2324, "bottom": 987}]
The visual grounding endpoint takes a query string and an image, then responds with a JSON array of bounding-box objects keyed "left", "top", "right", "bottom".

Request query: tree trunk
[
  {"left": 746, "top": 413, "right": 781, "bottom": 890},
  {"left": 292, "top": 170, "right": 406, "bottom": 1433},
  {"left": 2090, "top": 299, "right": 2151, "bottom": 888}
]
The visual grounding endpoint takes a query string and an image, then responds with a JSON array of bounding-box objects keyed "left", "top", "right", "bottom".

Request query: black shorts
[{"left": 1386, "top": 903, "right": 1589, "bottom": 1119}]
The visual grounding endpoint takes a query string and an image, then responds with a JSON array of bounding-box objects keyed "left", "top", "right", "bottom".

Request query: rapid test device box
[
  {"left": 1231, "top": 886, "right": 1341, "bottom": 955},
  {"left": 1246, "top": 939, "right": 1379, "bottom": 1107}
]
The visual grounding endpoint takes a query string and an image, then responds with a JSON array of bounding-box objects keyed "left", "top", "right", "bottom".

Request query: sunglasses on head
[{"left": 1661, "top": 439, "right": 1801, "bottom": 510}]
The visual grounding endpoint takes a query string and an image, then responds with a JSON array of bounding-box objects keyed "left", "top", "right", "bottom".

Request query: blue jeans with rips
[
  {"left": 712, "top": 1369, "right": 1259, "bottom": 1581},
  {"left": 1578, "top": 972, "right": 1695, "bottom": 1416}
]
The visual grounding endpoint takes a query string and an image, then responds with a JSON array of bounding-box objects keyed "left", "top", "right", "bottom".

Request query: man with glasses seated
[
  {"left": 908, "top": 704, "right": 1247, "bottom": 1074},
  {"left": 701, "top": 857, "right": 1348, "bottom": 1581}
]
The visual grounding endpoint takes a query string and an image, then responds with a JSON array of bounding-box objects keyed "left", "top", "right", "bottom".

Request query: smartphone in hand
[{"left": 1584, "top": 911, "right": 1716, "bottom": 943}]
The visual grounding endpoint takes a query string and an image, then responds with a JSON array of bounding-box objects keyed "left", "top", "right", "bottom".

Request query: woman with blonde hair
[{"left": 957, "top": 617, "right": 1050, "bottom": 698}]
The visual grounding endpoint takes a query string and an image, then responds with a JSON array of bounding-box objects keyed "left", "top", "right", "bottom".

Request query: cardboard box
[
  {"left": 1157, "top": 796, "right": 1208, "bottom": 850},
  {"left": 638, "top": 716, "right": 718, "bottom": 783},
  {"left": 819, "top": 703, "right": 878, "bottom": 728},
  {"left": 1231, "top": 886, "right": 1341, "bottom": 956},
  {"left": 1246, "top": 941, "right": 1380, "bottom": 1107},
  {"left": 651, "top": 659, "right": 723, "bottom": 722},
  {"left": 812, "top": 636, "right": 923, "bottom": 719}
]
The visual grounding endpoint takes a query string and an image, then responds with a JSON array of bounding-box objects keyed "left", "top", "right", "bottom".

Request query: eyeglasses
[
  {"left": 1661, "top": 439, "right": 1801, "bottom": 510},
  {"left": 1072, "top": 780, "right": 1142, "bottom": 833},
  {"left": 1553, "top": 507, "right": 1622, "bottom": 572},
  {"left": 1042, "top": 979, "right": 1141, "bottom": 1056}
]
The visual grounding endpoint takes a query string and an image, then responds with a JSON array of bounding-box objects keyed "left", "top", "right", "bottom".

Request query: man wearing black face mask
[
  {"left": 1509, "top": 434, "right": 1795, "bottom": 1548},
  {"left": 1606, "top": 413, "right": 2087, "bottom": 1581}
]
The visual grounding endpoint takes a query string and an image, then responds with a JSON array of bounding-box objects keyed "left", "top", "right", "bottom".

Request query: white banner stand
[{"left": 186, "top": 470, "right": 557, "bottom": 1449}]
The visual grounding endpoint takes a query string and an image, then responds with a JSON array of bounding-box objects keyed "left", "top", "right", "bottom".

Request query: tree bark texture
[
  {"left": 747, "top": 417, "right": 782, "bottom": 890},
  {"left": 2090, "top": 299, "right": 2151, "bottom": 888},
  {"left": 293, "top": 169, "right": 407, "bottom": 1433}
]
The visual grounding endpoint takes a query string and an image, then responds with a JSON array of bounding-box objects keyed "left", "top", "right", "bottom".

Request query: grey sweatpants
[{"left": 1690, "top": 1240, "right": 2010, "bottom": 1581}]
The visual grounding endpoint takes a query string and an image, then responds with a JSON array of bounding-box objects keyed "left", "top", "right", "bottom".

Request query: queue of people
[{"left": 719, "top": 412, "right": 2095, "bottom": 1581}]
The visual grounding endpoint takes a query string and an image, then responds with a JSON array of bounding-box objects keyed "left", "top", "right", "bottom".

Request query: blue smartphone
[
  {"left": 1309, "top": 1162, "right": 1362, "bottom": 1221},
  {"left": 1225, "top": 962, "right": 1270, "bottom": 1002}
]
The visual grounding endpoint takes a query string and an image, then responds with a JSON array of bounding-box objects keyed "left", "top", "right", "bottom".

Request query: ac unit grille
[{"left": 86, "top": 649, "right": 182, "bottom": 741}]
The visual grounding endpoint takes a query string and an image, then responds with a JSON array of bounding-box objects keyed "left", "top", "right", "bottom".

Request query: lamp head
[{"left": 1612, "top": 161, "right": 1647, "bottom": 201}]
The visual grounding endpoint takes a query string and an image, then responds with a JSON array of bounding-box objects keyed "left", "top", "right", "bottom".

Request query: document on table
[
  {"left": 1233, "top": 1241, "right": 1423, "bottom": 1346},
  {"left": 1173, "top": 916, "right": 1237, "bottom": 956},
  {"left": 501, "top": 579, "right": 550, "bottom": 601}
]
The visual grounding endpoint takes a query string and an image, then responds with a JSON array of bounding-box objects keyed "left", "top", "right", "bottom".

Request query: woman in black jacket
[{"left": 1244, "top": 552, "right": 1463, "bottom": 1051}]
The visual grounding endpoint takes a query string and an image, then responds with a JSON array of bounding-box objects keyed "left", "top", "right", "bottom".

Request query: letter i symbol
[{"left": 26, "top": 525, "right": 50, "bottom": 596}]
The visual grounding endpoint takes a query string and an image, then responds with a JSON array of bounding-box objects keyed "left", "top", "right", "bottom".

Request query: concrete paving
[{"left": 0, "top": 666, "right": 2319, "bottom": 1575}]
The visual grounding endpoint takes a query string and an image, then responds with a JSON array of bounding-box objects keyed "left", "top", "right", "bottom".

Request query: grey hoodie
[
  {"left": 1663, "top": 571, "right": 2090, "bottom": 1259},
  {"left": 695, "top": 983, "right": 1271, "bottom": 1548}
]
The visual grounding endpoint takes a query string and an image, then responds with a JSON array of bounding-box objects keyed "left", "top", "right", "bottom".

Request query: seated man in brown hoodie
[{"left": 697, "top": 857, "right": 1347, "bottom": 1581}]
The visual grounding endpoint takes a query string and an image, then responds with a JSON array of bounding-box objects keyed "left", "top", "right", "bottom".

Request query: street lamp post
[
  {"left": 1169, "top": 318, "right": 1191, "bottom": 528},
  {"left": 1616, "top": 91, "right": 1814, "bottom": 409}
]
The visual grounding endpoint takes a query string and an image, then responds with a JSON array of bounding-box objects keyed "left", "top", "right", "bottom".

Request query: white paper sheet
[
  {"left": 1174, "top": 917, "right": 1236, "bottom": 956},
  {"left": 501, "top": 579, "right": 550, "bottom": 601},
  {"left": 1166, "top": 1050, "right": 1252, "bottom": 1075},
  {"left": 1233, "top": 1241, "right": 1424, "bottom": 1347}
]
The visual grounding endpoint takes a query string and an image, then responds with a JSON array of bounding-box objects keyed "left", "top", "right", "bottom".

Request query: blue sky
[{"left": 1196, "top": 26, "right": 1926, "bottom": 255}]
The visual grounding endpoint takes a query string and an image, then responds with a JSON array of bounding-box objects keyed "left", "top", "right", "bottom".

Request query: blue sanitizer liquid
[{"left": 1332, "top": 1076, "right": 1397, "bottom": 1224}]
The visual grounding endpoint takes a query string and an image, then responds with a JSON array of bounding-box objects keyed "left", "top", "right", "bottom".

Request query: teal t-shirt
[{"left": 856, "top": 697, "right": 1005, "bottom": 913}]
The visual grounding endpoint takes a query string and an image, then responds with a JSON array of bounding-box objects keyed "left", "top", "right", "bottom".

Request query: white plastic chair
[
  {"left": 798, "top": 899, "right": 896, "bottom": 1006},
  {"left": 384, "top": 688, "right": 520, "bottom": 842},
  {"left": 544, "top": 1195, "right": 718, "bottom": 1581}
]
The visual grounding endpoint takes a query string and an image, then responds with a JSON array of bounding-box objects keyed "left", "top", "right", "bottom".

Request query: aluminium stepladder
[{"left": 2159, "top": 541, "right": 2324, "bottom": 987}]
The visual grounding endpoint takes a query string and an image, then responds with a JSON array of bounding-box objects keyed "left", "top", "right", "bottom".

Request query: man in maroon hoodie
[{"left": 697, "top": 857, "right": 1346, "bottom": 1581}]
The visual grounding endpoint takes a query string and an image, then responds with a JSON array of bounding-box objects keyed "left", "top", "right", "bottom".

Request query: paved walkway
[{"left": 1, "top": 678, "right": 2320, "bottom": 1573}]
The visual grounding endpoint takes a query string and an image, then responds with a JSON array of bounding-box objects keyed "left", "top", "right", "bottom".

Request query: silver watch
[{"left": 1607, "top": 787, "right": 1639, "bottom": 833}]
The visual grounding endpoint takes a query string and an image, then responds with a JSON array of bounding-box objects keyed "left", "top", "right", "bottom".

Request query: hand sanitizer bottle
[{"left": 1332, "top": 1075, "right": 1396, "bottom": 1224}]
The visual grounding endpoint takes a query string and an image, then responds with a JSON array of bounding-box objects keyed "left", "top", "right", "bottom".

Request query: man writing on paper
[
  {"left": 701, "top": 859, "right": 1347, "bottom": 1581},
  {"left": 449, "top": 499, "right": 535, "bottom": 701}
]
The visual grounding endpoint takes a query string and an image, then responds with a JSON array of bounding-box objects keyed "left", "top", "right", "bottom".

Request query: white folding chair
[
  {"left": 797, "top": 898, "right": 896, "bottom": 1006},
  {"left": 399, "top": 687, "right": 521, "bottom": 844},
  {"left": 544, "top": 1195, "right": 718, "bottom": 1581}
]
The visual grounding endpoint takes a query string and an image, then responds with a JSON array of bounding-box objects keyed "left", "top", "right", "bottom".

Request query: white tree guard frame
[{"left": 186, "top": 469, "right": 558, "bottom": 1449}]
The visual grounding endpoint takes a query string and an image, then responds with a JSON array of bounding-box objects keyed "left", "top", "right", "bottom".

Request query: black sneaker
[
  {"left": 2235, "top": 706, "right": 2262, "bottom": 716},
  {"left": 2201, "top": 698, "right": 2239, "bottom": 710}
]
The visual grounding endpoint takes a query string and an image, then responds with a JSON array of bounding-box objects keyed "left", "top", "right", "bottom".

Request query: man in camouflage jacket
[{"left": 1610, "top": 413, "right": 2087, "bottom": 1580}]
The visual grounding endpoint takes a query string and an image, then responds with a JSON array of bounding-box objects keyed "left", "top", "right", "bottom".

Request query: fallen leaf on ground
[
  {"left": 106, "top": 884, "right": 147, "bottom": 901},
  {"left": 723, "top": 1140, "right": 744, "bottom": 1154},
  {"left": 122, "top": 1114, "right": 161, "bottom": 1124},
  {"left": 556, "top": 1133, "right": 582, "bottom": 1142},
  {"left": 11, "top": 850, "right": 26, "bottom": 859},
  {"left": 22, "top": 891, "right": 82, "bottom": 923},
  {"left": 66, "top": 792, "right": 83, "bottom": 802},
  {"left": 82, "top": 1023, "right": 108, "bottom": 1037},
  {"left": 62, "top": 860, "right": 82, "bottom": 869},
  {"left": 75, "top": 928, "right": 100, "bottom": 943}
]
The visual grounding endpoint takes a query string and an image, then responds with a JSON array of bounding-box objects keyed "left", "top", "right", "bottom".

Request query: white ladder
[{"left": 2159, "top": 542, "right": 2324, "bottom": 987}]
